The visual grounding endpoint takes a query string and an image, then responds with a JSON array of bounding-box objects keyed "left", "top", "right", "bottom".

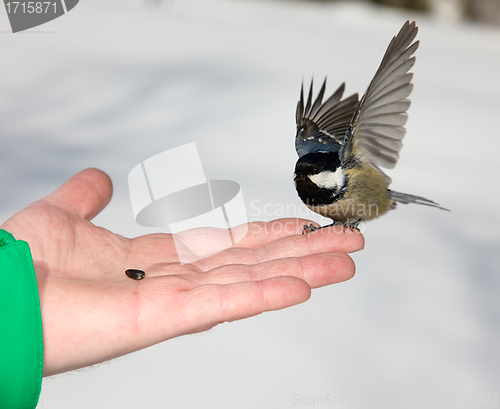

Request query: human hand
[{"left": 1, "top": 168, "right": 364, "bottom": 376}]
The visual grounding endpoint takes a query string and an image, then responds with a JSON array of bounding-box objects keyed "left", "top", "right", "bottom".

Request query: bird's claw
[
  {"left": 342, "top": 221, "right": 360, "bottom": 232},
  {"left": 302, "top": 224, "right": 319, "bottom": 234},
  {"left": 342, "top": 219, "right": 361, "bottom": 232}
]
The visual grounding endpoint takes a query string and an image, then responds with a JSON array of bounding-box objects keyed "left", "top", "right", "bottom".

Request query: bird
[{"left": 293, "top": 21, "right": 448, "bottom": 234}]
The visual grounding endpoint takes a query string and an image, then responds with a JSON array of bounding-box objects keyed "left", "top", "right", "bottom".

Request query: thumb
[{"left": 42, "top": 168, "right": 113, "bottom": 220}]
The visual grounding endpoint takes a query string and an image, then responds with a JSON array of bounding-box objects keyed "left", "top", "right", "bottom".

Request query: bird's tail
[{"left": 388, "top": 190, "right": 450, "bottom": 211}]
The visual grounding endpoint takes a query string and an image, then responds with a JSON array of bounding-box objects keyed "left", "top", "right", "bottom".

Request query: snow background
[{"left": 0, "top": 0, "right": 499, "bottom": 407}]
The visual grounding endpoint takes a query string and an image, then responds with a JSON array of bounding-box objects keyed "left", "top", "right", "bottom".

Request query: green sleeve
[{"left": 0, "top": 229, "right": 43, "bottom": 409}]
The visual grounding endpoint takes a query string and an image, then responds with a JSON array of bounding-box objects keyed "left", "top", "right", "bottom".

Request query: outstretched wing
[
  {"left": 341, "top": 21, "right": 419, "bottom": 170},
  {"left": 295, "top": 79, "right": 358, "bottom": 158}
]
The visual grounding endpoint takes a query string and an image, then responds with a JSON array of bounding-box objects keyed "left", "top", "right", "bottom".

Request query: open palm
[{"left": 1, "top": 168, "right": 364, "bottom": 376}]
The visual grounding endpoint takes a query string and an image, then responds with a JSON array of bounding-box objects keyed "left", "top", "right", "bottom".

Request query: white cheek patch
[{"left": 308, "top": 168, "right": 345, "bottom": 190}]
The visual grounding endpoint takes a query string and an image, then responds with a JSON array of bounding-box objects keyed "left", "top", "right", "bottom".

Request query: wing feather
[
  {"left": 295, "top": 79, "right": 359, "bottom": 157},
  {"left": 341, "top": 21, "right": 419, "bottom": 170}
]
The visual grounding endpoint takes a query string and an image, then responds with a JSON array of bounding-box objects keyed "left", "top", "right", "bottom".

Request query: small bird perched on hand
[{"left": 294, "top": 21, "right": 448, "bottom": 234}]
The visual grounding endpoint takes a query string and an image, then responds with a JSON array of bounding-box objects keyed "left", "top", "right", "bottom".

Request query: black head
[
  {"left": 294, "top": 151, "right": 341, "bottom": 178},
  {"left": 294, "top": 151, "right": 345, "bottom": 206}
]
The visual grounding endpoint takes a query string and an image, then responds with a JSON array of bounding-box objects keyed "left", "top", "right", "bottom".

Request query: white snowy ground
[{"left": 1, "top": 1, "right": 499, "bottom": 408}]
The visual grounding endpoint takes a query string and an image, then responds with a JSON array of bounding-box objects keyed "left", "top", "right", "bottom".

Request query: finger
[
  {"left": 197, "top": 252, "right": 355, "bottom": 288},
  {"left": 192, "top": 226, "right": 364, "bottom": 271},
  {"left": 123, "top": 220, "right": 311, "bottom": 269},
  {"left": 143, "top": 251, "right": 355, "bottom": 289},
  {"left": 124, "top": 219, "right": 347, "bottom": 271},
  {"left": 42, "top": 168, "right": 113, "bottom": 220},
  {"left": 125, "top": 220, "right": 363, "bottom": 274},
  {"left": 170, "top": 276, "right": 311, "bottom": 334}
]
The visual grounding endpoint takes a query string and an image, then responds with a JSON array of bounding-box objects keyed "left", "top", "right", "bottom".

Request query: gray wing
[
  {"left": 295, "top": 78, "right": 358, "bottom": 158},
  {"left": 341, "top": 21, "right": 419, "bottom": 170}
]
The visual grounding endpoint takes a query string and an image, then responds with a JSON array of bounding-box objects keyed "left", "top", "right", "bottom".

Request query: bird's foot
[
  {"left": 302, "top": 219, "right": 362, "bottom": 234},
  {"left": 302, "top": 224, "right": 319, "bottom": 234},
  {"left": 342, "top": 219, "right": 361, "bottom": 232}
]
